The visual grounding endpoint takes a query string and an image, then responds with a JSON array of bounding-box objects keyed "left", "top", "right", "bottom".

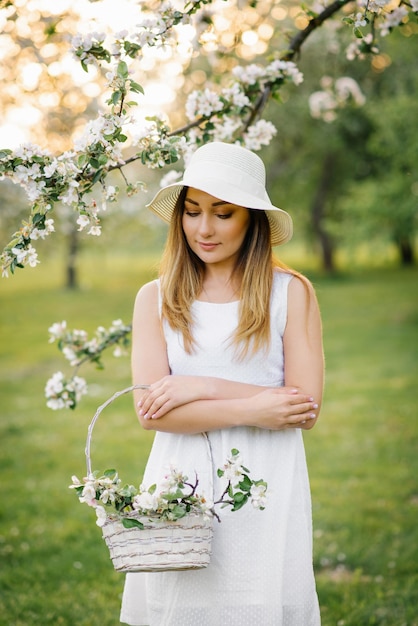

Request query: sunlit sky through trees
[{"left": 0, "top": 0, "right": 196, "bottom": 148}]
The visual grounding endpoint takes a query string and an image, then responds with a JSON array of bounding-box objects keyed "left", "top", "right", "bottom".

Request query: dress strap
[
  {"left": 271, "top": 270, "right": 293, "bottom": 337},
  {"left": 155, "top": 278, "right": 162, "bottom": 318}
]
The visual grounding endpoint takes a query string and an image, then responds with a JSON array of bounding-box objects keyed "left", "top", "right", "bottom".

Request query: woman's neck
[{"left": 199, "top": 270, "right": 241, "bottom": 303}]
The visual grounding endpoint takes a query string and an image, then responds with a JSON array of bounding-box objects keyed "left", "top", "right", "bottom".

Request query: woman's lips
[{"left": 198, "top": 242, "right": 219, "bottom": 251}]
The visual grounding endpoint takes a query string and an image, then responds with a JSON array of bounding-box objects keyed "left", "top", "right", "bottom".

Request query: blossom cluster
[
  {"left": 344, "top": 0, "right": 418, "bottom": 59},
  {"left": 0, "top": 111, "right": 128, "bottom": 275},
  {"left": 309, "top": 76, "right": 366, "bottom": 122},
  {"left": 45, "top": 371, "right": 88, "bottom": 411},
  {"left": 70, "top": 448, "right": 268, "bottom": 529},
  {"left": 183, "top": 60, "right": 302, "bottom": 151},
  {"left": 45, "top": 319, "right": 131, "bottom": 410}
]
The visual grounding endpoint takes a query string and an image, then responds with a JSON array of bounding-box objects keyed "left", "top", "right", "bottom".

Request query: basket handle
[
  {"left": 85, "top": 385, "right": 214, "bottom": 500},
  {"left": 85, "top": 384, "right": 150, "bottom": 476}
]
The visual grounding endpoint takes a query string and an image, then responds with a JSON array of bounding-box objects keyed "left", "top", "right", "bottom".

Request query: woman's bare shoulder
[{"left": 135, "top": 279, "right": 159, "bottom": 303}]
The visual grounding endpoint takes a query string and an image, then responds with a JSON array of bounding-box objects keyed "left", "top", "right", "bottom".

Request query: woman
[{"left": 121, "top": 141, "right": 324, "bottom": 626}]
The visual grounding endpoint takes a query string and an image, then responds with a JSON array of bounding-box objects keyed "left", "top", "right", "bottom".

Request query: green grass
[{"left": 0, "top": 255, "right": 417, "bottom": 625}]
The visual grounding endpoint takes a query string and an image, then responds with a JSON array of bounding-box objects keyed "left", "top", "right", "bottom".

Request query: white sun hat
[{"left": 146, "top": 141, "right": 293, "bottom": 246}]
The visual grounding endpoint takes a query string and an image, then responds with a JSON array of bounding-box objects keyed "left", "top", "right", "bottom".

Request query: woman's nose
[{"left": 198, "top": 214, "right": 215, "bottom": 237}]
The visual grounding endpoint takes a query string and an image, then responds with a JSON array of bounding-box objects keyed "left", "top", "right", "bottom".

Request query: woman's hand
[
  {"left": 138, "top": 375, "right": 210, "bottom": 420},
  {"left": 245, "top": 387, "right": 319, "bottom": 430}
]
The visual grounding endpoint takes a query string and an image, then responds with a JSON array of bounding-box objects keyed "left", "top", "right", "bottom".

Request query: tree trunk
[
  {"left": 311, "top": 153, "right": 335, "bottom": 272},
  {"left": 396, "top": 236, "right": 415, "bottom": 266},
  {"left": 66, "top": 225, "right": 79, "bottom": 289}
]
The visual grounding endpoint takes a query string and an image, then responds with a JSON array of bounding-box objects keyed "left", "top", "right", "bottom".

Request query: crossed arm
[{"left": 130, "top": 276, "right": 324, "bottom": 434}]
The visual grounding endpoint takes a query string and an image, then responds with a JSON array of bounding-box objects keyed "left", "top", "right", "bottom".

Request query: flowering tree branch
[
  {"left": 45, "top": 319, "right": 132, "bottom": 410},
  {"left": 71, "top": 447, "right": 268, "bottom": 529}
]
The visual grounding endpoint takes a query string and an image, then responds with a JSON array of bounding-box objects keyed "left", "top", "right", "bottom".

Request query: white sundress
[{"left": 120, "top": 270, "right": 320, "bottom": 626}]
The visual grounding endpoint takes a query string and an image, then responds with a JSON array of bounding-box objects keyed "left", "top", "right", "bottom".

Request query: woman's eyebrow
[{"left": 185, "top": 197, "right": 230, "bottom": 207}]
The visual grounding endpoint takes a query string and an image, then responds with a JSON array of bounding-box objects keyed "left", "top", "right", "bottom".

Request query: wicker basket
[{"left": 85, "top": 385, "right": 214, "bottom": 573}]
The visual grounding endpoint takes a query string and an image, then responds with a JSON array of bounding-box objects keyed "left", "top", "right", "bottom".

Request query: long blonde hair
[{"left": 159, "top": 188, "right": 298, "bottom": 356}]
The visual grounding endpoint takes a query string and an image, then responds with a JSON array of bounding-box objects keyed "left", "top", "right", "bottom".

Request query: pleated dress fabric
[{"left": 120, "top": 270, "right": 320, "bottom": 626}]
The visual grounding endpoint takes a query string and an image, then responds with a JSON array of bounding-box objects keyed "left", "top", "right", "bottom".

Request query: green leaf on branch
[
  {"left": 91, "top": 168, "right": 104, "bottom": 185},
  {"left": 123, "top": 41, "right": 142, "bottom": 58},
  {"left": 109, "top": 91, "right": 122, "bottom": 106},
  {"left": 171, "top": 504, "right": 187, "bottom": 519},
  {"left": 32, "top": 213, "right": 45, "bottom": 226},
  {"left": 130, "top": 80, "right": 144, "bottom": 95},
  {"left": 122, "top": 518, "right": 144, "bottom": 529},
  {"left": 117, "top": 61, "right": 129, "bottom": 80},
  {"left": 77, "top": 153, "right": 89, "bottom": 168},
  {"left": 162, "top": 489, "right": 184, "bottom": 501},
  {"left": 238, "top": 474, "right": 252, "bottom": 492},
  {"left": 232, "top": 493, "right": 249, "bottom": 511}
]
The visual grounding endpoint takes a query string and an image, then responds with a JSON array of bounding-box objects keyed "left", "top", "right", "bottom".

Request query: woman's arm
[
  {"left": 131, "top": 281, "right": 319, "bottom": 433},
  {"left": 283, "top": 275, "right": 325, "bottom": 430}
]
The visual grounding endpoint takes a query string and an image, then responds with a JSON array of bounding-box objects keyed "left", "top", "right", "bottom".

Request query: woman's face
[{"left": 182, "top": 188, "right": 250, "bottom": 269}]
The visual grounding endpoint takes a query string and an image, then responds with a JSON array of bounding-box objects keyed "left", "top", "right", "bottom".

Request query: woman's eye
[
  {"left": 217, "top": 213, "right": 232, "bottom": 219},
  {"left": 184, "top": 211, "right": 200, "bottom": 217}
]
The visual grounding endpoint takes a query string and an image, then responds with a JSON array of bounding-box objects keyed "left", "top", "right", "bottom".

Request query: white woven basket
[{"left": 85, "top": 385, "right": 214, "bottom": 573}]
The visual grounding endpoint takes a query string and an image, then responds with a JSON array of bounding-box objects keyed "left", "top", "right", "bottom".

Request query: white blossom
[
  {"left": 159, "top": 170, "right": 182, "bottom": 189},
  {"left": 232, "top": 64, "right": 265, "bottom": 85},
  {"left": 335, "top": 77, "right": 366, "bottom": 106},
  {"left": 243, "top": 120, "right": 277, "bottom": 151},
  {"left": 11, "top": 244, "right": 39, "bottom": 268},
  {"left": 95, "top": 506, "right": 107, "bottom": 527},
  {"left": 30, "top": 219, "right": 55, "bottom": 241},
  {"left": 221, "top": 453, "right": 245, "bottom": 487},
  {"left": 250, "top": 483, "right": 268, "bottom": 509},
  {"left": 354, "top": 12, "right": 367, "bottom": 27},
  {"left": 379, "top": 6, "right": 408, "bottom": 36},
  {"left": 65, "top": 376, "right": 88, "bottom": 401},
  {"left": 45, "top": 371, "right": 65, "bottom": 396},
  {"left": 43, "top": 160, "right": 58, "bottom": 178},
  {"left": 105, "top": 185, "right": 117, "bottom": 201},
  {"left": 222, "top": 83, "right": 250, "bottom": 109},
  {"left": 59, "top": 180, "right": 79, "bottom": 206},
  {"left": 76, "top": 215, "right": 90, "bottom": 231},
  {"left": 266, "top": 60, "right": 304, "bottom": 85},
  {"left": 48, "top": 321, "right": 67, "bottom": 342},
  {"left": 88, "top": 225, "right": 102, "bottom": 236},
  {"left": 81, "top": 483, "right": 97, "bottom": 505},
  {"left": 185, "top": 88, "right": 224, "bottom": 120},
  {"left": 358, "top": 0, "right": 388, "bottom": 12},
  {"left": 212, "top": 117, "right": 242, "bottom": 142},
  {"left": 62, "top": 346, "right": 78, "bottom": 365},
  {"left": 69, "top": 475, "right": 82, "bottom": 488},
  {"left": 133, "top": 490, "right": 160, "bottom": 511}
]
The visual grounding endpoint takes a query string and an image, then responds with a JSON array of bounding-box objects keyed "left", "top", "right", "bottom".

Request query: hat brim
[{"left": 146, "top": 182, "right": 293, "bottom": 247}]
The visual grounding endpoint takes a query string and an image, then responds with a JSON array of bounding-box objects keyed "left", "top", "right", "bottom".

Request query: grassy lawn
[{"left": 0, "top": 253, "right": 417, "bottom": 625}]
